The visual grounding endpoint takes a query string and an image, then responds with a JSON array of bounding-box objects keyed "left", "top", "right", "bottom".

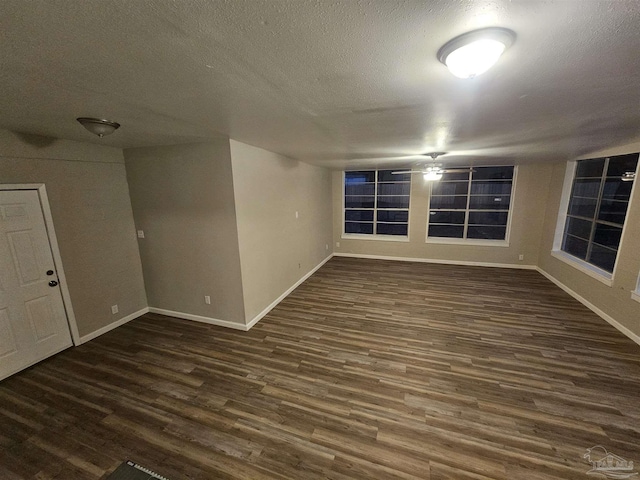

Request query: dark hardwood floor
[{"left": 1, "top": 257, "right": 639, "bottom": 479}]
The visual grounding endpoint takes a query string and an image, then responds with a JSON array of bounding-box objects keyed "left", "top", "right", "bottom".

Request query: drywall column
[{"left": 125, "top": 141, "right": 246, "bottom": 326}]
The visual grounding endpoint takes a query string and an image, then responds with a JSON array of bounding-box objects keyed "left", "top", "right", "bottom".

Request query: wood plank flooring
[{"left": 1, "top": 257, "right": 639, "bottom": 479}]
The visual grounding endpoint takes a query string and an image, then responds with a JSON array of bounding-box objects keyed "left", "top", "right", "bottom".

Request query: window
[
  {"left": 427, "top": 166, "right": 514, "bottom": 241},
  {"left": 561, "top": 153, "right": 638, "bottom": 274},
  {"left": 344, "top": 170, "right": 411, "bottom": 236}
]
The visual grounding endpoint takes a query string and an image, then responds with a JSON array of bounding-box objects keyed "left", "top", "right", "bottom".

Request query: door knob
[
  {"left": 46, "top": 270, "right": 54, "bottom": 276},
  {"left": 48, "top": 280, "right": 58, "bottom": 287}
]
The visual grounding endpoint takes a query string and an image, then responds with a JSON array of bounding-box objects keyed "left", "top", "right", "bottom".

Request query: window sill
[
  {"left": 550, "top": 250, "right": 613, "bottom": 286},
  {"left": 341, "top": 233, "right": 409, "bottom": 243},
  {"left": 632, "top": 291, "right": 640, "bottom": 304},
  {"left": 425, "top": 237, "right": 510, "bottom": 247}
]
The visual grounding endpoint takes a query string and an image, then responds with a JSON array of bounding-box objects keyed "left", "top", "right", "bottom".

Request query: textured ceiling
[{"left": 1, "top": 0, "right": 639, "bottom": 169}]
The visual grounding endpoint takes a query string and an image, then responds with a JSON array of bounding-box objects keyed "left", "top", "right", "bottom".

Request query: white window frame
[
  {"left": 342, "top": 170, "right": 411, "bottom": 242},
  {"left": 552, "top": 156, "right": 639, "bottom": 286},
  {"left": 425, "top": 165, "right": 517, "bottom": 247}
]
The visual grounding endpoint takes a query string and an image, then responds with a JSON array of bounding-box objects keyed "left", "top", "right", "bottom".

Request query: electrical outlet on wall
[
  {"left": 111, "top": 304, "right": 119, "bottom": 314},
  {"left": 336, "top": 241, "right": 340, "bottom": 247},
  {"left": 137, "top": 230, "right": 145, "bottom": 238},
  {"left": 518, "top": 254, "right": 524, "bottom": 261},
  {"left": 204, "top": 295, "right": 211, "bottom": 305},
  {"left": 325, "top": 244, "right": 329, "bottom": 250}
]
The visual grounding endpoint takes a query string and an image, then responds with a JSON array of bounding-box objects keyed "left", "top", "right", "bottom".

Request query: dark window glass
[
  {"left": 428, "top": 166, "right": 514, "bottom": 240},
  {"left": 377, "top": 195, "right": 410, "bottom": 209},
  {"left": 561, "top": 153, "right": 638, "bottom": 274},
  {"left": 429, "top": 196, "right": 468, "bottom": 209},
  {"left": 377, "top": 223, "right": 408, "bottom": 235},
  {"left": 563, "top": 235, "right": 589, "bottom": 260},
  {"left": 345, "top": 184, "right": 375, "bottom": 196},
  {"left": 468, "top": 212, "right": 509, "bottom": 226},
  {"left": 378, "top": 170, "right": 411, "bottom": 182},
  {"left": 344, "top": 170, "right": 410, "bottom": 236},
  {"left": 469, "top": 195, "right": 511, "bottom": 210},
  {"left": 472, "top": 166, "right": 514, "bottom": 180},
  {"left": 345, "top": 171, "right": 375, "bottom": 183},
  {"left": 428, "top": 211, "right": 465, "bottom": 224},
  {"left": 470, "top": 181, "right": 513, "bottom": 195},
  {"left": 565, "top": 216, "right": 592, "bottom": 241},
  {"left": 593, "top": 224, "right": 622, "bottom": 250},
  {"left": 467, "top": 226, "right": 507, "bottom": 240},
  {"left": 441, "top": 171, "right": 469, "bottom": 181},
  {"left": 377, "top": 210, "right": 408, "bottom": 222},
  {"left": 378, "top": 183, "right": 410, "bottom": 196},
  {"left": 345, "top": 210, "right": 374, "bottom": 222},
  {"left": 345, "top": 196, "right": 375, "bottom": 208},
  {"left": 431, "top": 181, "right": 469, "bottom": 196},
  {"left": 597, "top": 200, "right": 629, "bottom": 225},
  {"left": 429, "top": 225, "right": 464, "bottom": 238},
  {"left": 345, "top": 222, "right": 374, "bottom": 234},
  {"left": 568, "top": 196, "right": 597, "bottom": 219},
  {"left": 588, "top": 244, "right": 617, "bottom": 272},
  {"left": 575, "top": 159, "right": 604, "bottom": 178}
]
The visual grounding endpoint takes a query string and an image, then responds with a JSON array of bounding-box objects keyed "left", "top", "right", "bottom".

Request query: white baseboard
[
  {"left": 536, "top": 267, "right": 640, "bottom": 347},
  {"left": 333, "top": 252, "right": 537, "bottom": 270},
  {"left": 245, "top": 253, "right": 335, "bottom": 330},
  {"left": 77, "top": 307, "right": 150, "bottom": 345},
  {"left": 148, "top": 307, "right": 248, "bottom": 331}
]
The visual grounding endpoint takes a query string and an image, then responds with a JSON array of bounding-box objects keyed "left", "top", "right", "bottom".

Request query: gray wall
[
  {"left": 124, "top": 142, "right": 246, "bottom": 325},
  {"left": 230, "top": 140, "right": 333, "bottom": 323},
  {"left": 0, "top": 129, "right": 147, "bottom": 338}
]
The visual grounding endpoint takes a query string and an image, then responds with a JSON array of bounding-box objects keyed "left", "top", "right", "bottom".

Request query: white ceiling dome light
[
  {"left": 438, "top": 27, "right": 516, "bottom": 79},
  {"left": 76, "top": 117, "right": 121, "bottom": 138}
]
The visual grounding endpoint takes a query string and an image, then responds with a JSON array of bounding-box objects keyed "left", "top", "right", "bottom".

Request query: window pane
[
  {"left": 345, "top": 222, "right": 373, "bottom": 234},
  {"left": 377, "top": 210, "right": 408, "bottom": 222},
  {"left": 473, "top": 166, "right": 514, "bottom": 180},
  {"left": 572, "top": 179, "right": 601, "bottom": 198},
  {"left": 593, "top": 224, "right": 622, "bottom": 250},
  {"left": 345, "top": 210, "right": 374, "bottom": 222},
  {"left": 345, "top": 171, "right": 375, "bottom": 183},
  {"left": 377, "top": 195, "right": 409, "bottom": 208},
  {"left": 565, "top": 216, "right": 592, "bottom": 241},
  {"left": 345, "top": 184, "right": 375, "bottom": 196},
  {"left": 563, "top": 235, "right": 588, "bottom": 260},
  {"left": 377, "top": 223, "right": 408, "bottom": 235},
  {"left": 441, "top": 171, "right": 469, "bottom": 181},
  {"left": 470, "top": 181, "right": 513, "bottom": 195},
  {"left": 428, "top": 225, "right": 464, "bottom": 238},
  {"left": 428, "top": 211, "right": 465, "bottom": 224},
  {"left": 467, "top": 226, "right": 506, "bottom": 240},
  {"left": 597, "top": 199, "right": 630, "bottom": 225},
  {"left": 345, "top": 196, "right": 375, "bottom": 208},
  {"left": 568, "top": 196, "right": 597, "bottom": 218},
  {"left": 588, "top": 244, "right": 617, "bottom": 273},
  {"left": 602, "top": 179, "right": 633, "bottom": 200},
  {"left": 605, "top": 153, "right": 638, "bottom": 177},
  {"left": 468, "top": 211, "right": 509, "bottom": 226},
  {"left": 575, "top": 159, "right": 605, "bottom": 178},
  {"left": 431, "top": 181, "right": 469, "bottom": 196},
  {"left": 378, "top": 183, "right": 410, "bottom": 196},
  {"left": 430, "top": 196, "right": 467, "bottom": 209},
  {"left": 469, "top": 195, "right": 510, "bottom": 210},
  {"left": 378, "top": 170, "right": 411, "bottom": 182}
]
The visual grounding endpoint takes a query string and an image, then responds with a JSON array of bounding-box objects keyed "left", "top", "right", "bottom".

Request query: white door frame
[{"left": 0, "top": 184, "right": 80, "bottom": 345}]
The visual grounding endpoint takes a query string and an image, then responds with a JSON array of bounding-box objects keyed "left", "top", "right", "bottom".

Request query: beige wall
[
  {"left": 538, "top": 144, "right": 640, "bottom": 338},
  {"left": 0, "top": 129, "right": 147, "bottom": 337},
  {"left": 333, "top": 162, "right": 554, "bottom": 267},
  {"left": 230, "top": 140, "right": 333, "bottom": 323},
  {"left": 125, "top": 142, "right": 246, "bottom": 325}
]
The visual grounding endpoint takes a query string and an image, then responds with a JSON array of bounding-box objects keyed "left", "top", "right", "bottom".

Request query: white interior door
[{"left": 0, "top": 190, "right": 72, "bottom": 380}]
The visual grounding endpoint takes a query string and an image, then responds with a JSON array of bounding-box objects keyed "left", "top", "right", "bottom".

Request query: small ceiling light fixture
[
  {"left": 438, "top": 27, "right": 516, "bottom": 79},
  {"left": 621, "top": 171, "right": 636, "bottom": 182},
  {"left": 76, "top": 117, "right": 121, "bottom": 138}
]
